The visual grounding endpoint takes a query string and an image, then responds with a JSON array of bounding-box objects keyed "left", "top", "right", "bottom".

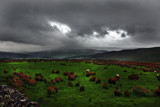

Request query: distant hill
[
  {"left": 0, "top": 49, "right": 106, "bottom": 59},
  {"left": 1, "top": 47, "right": 160, "bottom": 62},
  {"left": 0, "top": 52, "right": 33, "bottom": 59},
  {"left": 70, "top": 47, "right": 160, "bottom": 62},
  {"left": 28, "top": 49, "right": 106, "bottom": 59}
]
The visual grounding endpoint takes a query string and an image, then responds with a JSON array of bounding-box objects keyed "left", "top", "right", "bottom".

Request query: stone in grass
[{"left": 0, "top": 85, "right": 39, "bottom": 107}]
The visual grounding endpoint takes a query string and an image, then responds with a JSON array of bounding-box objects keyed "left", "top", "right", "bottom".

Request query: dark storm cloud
[{"left": 0, "top": 0, "right": 160, "bottom": 52}]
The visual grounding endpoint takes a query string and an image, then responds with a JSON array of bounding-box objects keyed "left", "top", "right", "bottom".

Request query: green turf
[{"left": 0, "top": 61, "right": 160, "bottom": 107}]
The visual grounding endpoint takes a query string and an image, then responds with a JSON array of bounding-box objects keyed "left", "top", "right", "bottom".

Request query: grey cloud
[
  {"left": 0, "top": 0, "right": 160, "bottom": 52},
  {"left": 121, "top": 33, "right": 126, "bottom": 38}
]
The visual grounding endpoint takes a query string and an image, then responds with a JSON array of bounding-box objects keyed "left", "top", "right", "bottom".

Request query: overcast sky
[{"left": 0, "top": 0, "right": 160, "bottom": 52}]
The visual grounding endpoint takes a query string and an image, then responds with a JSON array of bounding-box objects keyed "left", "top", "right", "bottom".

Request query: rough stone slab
[{"left": 0, "top": 85, "right": 40, "bottom": 107}]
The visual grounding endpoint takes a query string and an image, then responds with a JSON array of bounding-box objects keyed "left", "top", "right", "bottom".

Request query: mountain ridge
[
  {"left": 0, "top": 47, "right": 160, "bottom": 62},
  {"left": 69, "top": 47, "right": 160, "bottom": 62}
]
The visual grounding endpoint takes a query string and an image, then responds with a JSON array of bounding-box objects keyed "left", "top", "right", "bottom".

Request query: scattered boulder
[
  {"left": 0, "top": 85, "right": 39, "bottom": 107},
  {"left": 116, "top": 74, "right": 120, "bottom": 80},
  {"left": 156, "top": 74, "right": 160, "bottom": 81},
  {"left": 86, "top": 69, "right": 90, "bottom": 73}
]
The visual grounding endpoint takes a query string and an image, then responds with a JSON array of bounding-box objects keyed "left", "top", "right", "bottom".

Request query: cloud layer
[{"left": 0, "top": 0, "right": 160, "bottom": 52}]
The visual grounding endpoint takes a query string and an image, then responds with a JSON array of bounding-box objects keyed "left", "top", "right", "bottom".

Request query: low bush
[{"left": 133, "top": 86, "right": 151, "bottom": 97}]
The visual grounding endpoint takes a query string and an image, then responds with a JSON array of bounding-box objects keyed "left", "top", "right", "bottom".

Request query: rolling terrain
[
  {"left": 0, "top": 60, "right": 160, "bottom": 107},
  {"left": 0, "top": 49, "right": 105, "bottom": 59},
  {"left": 71, "top": 47, "right": 160, "bottom": 62},
  {"left": 0, "top": 47, "right": 160, "bottom": 63}
]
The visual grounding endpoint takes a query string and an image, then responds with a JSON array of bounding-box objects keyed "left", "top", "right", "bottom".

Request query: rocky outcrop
[{"left": 0, "top": 85, "right": 39, "bottom": 107}]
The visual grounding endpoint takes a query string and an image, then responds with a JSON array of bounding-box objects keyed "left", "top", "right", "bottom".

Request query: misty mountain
[
  {"left": 70, "top": 47, "right": 160, "bottom": 62},
  {"left": 28, "top": 49, "right": 106, "bottom": 59},
  {"left": 1, "top": 47, "right": 160, "bottom": 62},
  {"left": 0, "top": 52, "right": 33, "bottom": 59},
  {"left": 0, "top": 49, "right": 106, "bottom": 59}
]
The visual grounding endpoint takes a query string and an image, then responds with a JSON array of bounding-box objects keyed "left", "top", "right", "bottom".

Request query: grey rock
[{"left": 0, "top": 85, "right": 39, "bottom": 107}]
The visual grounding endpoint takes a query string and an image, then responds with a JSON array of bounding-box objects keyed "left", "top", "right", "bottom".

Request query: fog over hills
[
  {"left": 0, "top": 47, "right": 160, "bottom": 63},
  {"left": 0, "top": 0, "right": 160, "bottom": 62},
  {"left": 0, "top": 49, "right": 106, "bottom": 59},
  {"left": 67, "top": 47, "right": 160, "bottom": 62}
]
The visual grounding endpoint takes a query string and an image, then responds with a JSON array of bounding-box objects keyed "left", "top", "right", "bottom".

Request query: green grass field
[{"left": 0, "top": 60, "right": 160, "bottom": 107}]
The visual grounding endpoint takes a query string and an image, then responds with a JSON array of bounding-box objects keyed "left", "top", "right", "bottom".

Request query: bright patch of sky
[
  {"left": 49, "top": 21, "right": 71, "bottom": 34},
  {"left": 76, "top": 28, "right": 130, "bottom": 47}
]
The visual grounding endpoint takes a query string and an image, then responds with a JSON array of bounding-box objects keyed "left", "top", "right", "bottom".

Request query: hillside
[
  {"left": 1, "top": 47, "right": 160, "bottom": 62},
  {"left": 71, "top": 47, "right": 160, "bottom": 62},
  {"left": 0, "top": 49, "right": 105, "bottom": 59}
]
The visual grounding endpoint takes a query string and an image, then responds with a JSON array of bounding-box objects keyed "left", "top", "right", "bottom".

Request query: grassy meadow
[{"left": 0, "top": 60, "right": 160, "bottom": 107}]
